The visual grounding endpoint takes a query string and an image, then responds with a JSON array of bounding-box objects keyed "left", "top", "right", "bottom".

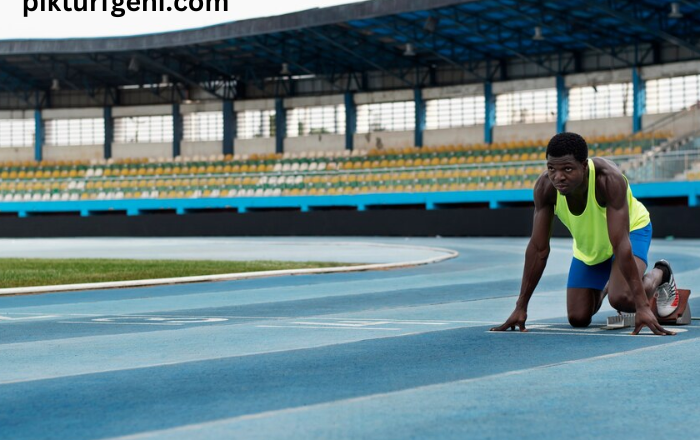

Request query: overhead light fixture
[
  {"left": 280, "top": 63, "right": 291, "bottom": 76},
  {"left": 423, "top": 16, "right": 438, "bottom": 33},
  {"left": 532, "top": 26, "right": 545, "bottom": 41},
  {"left": 50, "top": 78, "right": 60, "bottom": 91},
  {"left": 669, "top": 2, "right": 683, "bottom": 19},
  {"left": 403, "top": 43, "right": 416, "bottom": 57},
  {"left": 127, "top": 56, "right": 140, "bottom": 73}
]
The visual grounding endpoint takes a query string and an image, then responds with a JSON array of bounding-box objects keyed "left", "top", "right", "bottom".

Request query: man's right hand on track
[{"left": 490, "top": 307, "right": 528, "bottom": 332}]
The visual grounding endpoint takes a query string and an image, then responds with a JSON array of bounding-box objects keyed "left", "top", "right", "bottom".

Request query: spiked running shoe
[{"left": 654, "top": 260, "right": 679, "bottom": 318}]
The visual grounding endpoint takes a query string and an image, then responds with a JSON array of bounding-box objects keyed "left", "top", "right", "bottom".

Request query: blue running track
[{"left": 1, "top": 237, "right": 699, "bottom": 440}]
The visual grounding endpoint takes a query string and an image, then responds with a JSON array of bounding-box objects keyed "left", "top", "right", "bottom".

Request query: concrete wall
[
  {"left": 112, "top": 105, "right": 172, "bottom": 118},
  {"left": 234, "top": 99, "right": 275, "bottom": 112},
  {"left": 355, "top": 90, "right": 413, "bottom": 105},
  {"left": 0, "top": 110, "right": 34, "bottom": 120},
  {"left": 43, "top": 145, "right": 103, "bottom": 161},
  {"left": 284, "top": 95, "right": 345, "bottom": 108},
  {"left": 493, "top": 122, "right": 556, "bottom": 143},
  {"left": 0, "top": 147, "right": 34, "bottom": 162},
  {"left": 111, "top": 143, "right": 172, "bottom": 160},
  {"left": 643, "top": 110, "right": 700, "bottom": 137},
  {"left": 285, "top": 135, "right": 345, "bottom": 153},
  {"left": 42, "top": 108, "right": 102, "bottom": 120},
  {"left": 567, "top": 117, "right": 633, "bottom": 138},
  {"left": 353, "top": 131, "right": 414, "bottom": 150},
  {"left": 181, "top": 102, "right": 222, "bottom": 114},
  {"left": 181, "top": 141, "right": 222, "bottom": 158},
  {"left": 424, "top": 126, "right": 484, "bottom": 147},
  {"left": 235, "top": 138, "right": 276, "bottom": 155}
]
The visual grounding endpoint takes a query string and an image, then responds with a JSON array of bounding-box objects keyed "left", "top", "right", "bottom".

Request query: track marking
[
  {"left": 256, "top": 325, "right": 401, "bottom": 331},
  {"left": 0, "top": 314, "right": 57, "bottom": 321}
]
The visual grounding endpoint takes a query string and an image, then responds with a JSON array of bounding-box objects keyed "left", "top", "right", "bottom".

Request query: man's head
[
  {"left": 545, "top": 132, "right": 589, "bottom": 195},
  {"left": 546, "top": 132, "right": 588, "bottom": 162}
]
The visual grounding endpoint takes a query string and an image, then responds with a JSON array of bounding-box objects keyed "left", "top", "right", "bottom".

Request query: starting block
[
  {"left": 651, "top": 288, "right": 692, "bottom": 325},
  {"left": 605, "top": 313, "right": 636, "bottom": 329},
  {"left": 604, "top": 288, "right": 692, "bottom": 329}
]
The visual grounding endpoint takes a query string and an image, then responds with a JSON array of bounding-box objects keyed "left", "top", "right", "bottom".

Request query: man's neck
[{"left": 568, "top": 165, "right": 589, "bottom": 201}]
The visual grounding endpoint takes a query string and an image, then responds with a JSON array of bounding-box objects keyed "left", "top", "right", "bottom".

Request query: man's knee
[
  {"left": 609, "top": 293, "right": 635, "bottom": 313},
  {"left": 568, "top": 312, "right": 592, "bottom": 328}
]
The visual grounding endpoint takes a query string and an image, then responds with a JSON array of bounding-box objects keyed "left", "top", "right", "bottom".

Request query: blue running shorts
[{"left": 567, "top": 222, "right": 653, "bottom": 290}]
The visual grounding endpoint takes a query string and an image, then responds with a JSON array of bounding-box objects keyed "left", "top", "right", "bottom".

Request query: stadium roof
[{"left": 0, "top": 0, "right": 699, "bottom": 102}]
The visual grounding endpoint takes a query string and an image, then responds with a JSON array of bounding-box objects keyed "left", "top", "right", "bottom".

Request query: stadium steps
[{"left": 0, "top": 132, "right": 669, "bottom": 201}]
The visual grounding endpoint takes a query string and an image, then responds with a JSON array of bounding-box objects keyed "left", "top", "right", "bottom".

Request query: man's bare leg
[
  {"left": 567, "top": 287, "right": 605, "bottom": 327},
  {"left": 606, "top": 256, "right": 665, "bottom": 312}
]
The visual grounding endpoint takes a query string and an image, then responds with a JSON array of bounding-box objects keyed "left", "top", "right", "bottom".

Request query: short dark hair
[{"left": 546, "top": 132, "right": 588, "bottom": 163}]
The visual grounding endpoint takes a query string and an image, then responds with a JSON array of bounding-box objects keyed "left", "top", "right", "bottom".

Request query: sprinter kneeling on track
[{"left": 491, "top": 132, "right": 679, "bottom": 336}]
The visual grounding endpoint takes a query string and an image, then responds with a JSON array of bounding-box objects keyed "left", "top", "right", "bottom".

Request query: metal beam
[
  {"left": 484, "top": 82, "right": 495, "bottom": 144},
  {"left": 275, "top": 98, "right": 285, "bottom": 154},
  {"left": 584, "top": 0, "right": 700, "bottom": 56},
  {"left": 493, "top": 0, "right": 634, "bottom": 68},
  {"left": 250, "top": 39, "right": 345, "bottom": 92},
  {"left": 345, "top": 92, "right": 356, "bottom": 151},
  {"left": 432, "top": 8, "right": 557, "bottom": 75},
  {"left": 369, "top": 16, "right": 489, "bottom": 80},
  {"left": 223, "top": 99, "right": 235, "bottom": 156},
  {"left": 307, "top": 28, "right": 416, "bottom": 88},
  {"left": 414, "top": 88, "right": 425, "bottom": 148},
  {"left": 556, "top": 75, "right": 568, "bottom": 133}
]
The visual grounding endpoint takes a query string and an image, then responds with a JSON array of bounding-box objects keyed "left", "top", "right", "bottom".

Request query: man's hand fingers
[
  {"left": 649, "top": 325, "right": 665, "bottom": 336},
  {"left": 631, "top": 322, "right": 677, "bottom": 336},
  {"left": 656, "top": 324, "right": 676, "bottom": 336},
  {"left": 518, "top": 323, "right": 528, "bottom": 332},
  {"left": 490, "top": 323, "right": 510, "bottom": 331}
]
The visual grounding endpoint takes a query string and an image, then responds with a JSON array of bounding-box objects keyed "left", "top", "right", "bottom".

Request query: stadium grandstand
[{"left": 0, "top": 0, "right": 699, "bottom": 237}]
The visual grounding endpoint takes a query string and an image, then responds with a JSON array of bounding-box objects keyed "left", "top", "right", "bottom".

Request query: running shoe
[{"left": 654, "top": 260, "right": 679, "bottom": 317}]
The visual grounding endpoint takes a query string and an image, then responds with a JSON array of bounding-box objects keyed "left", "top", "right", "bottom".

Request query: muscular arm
[
  {"left": 491, "top": 175, "right": 554, "bottom": 331},
  {"left": 601, "top": 170, "right": 674, "bottom": 335},
  {"left": 516, "top": 176, "right": 555, "bottom": 309},
  {"left": 602, "top": 174, "right": 647, "bottom": 309}
]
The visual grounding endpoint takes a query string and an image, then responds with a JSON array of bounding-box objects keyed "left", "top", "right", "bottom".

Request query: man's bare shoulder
[
  {"left": 591, "top": 157, "right": 627, "bottom": 200},
  {"left": 533, "top": 172, "right": 557, "bottom": 206},
  {"left": 591, "top": 156, "right": 624, "bottom": 177}
]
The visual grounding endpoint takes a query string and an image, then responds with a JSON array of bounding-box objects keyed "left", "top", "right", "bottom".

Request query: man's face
[{"left": 546, "top": 154, "right": 587, "bottom": 195}]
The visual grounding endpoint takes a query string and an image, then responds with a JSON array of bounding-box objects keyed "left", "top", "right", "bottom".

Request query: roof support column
[
  {"left": 633, "top": 68, "right": 645, "bottom": 133},
  {"left": 414, "top": 88, "right": 425, "bottom": 148},
  {"left": 556, "top": 75, "right": 568, "bottom": 134},
  {"left": 275, "top": 98, "right": 285, "bottom": 154},
  {"left": 104, "top": 106, "right": 113, "bottom": 160},
  {"left": 34, "top": 109, "right": 43, "bottom": 162},
  {"left": 223, "top": 99, "right": 235, "bottom": 156},
  {"left": 484, "top": 82, "right": 495, "bottom": 144},
  {"left": 173, "top": 103, "right": 182, "bottom": 158},
  {"left": 345, "top": 92, "right": 356, "bottom": 151}
]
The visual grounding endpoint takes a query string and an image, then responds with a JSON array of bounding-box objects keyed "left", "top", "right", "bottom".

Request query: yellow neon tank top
[{"left": 554, "top": 159, "right": 650, "bottom": 265}]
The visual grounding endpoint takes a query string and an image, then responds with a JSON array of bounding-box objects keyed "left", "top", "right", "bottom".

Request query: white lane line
[
  {"left": 105, "top": 337, "right": 700, "bottom": 440},
  {"left": 256, "top": 325, "right": 401, "bottom": 331},
  {"left": 0, "top": 315, "right": 57, "bottom": 321},
  {"left": 58, "top": 322, "right": 184, "bottom": 326},
  {"left": 486, "top": 327, "right": 690, "bottom": 337}
]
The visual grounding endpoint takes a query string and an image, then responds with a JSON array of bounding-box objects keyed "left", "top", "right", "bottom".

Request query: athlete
[{"left": 491, "top": 132, "right": 679, "bottom": 336}]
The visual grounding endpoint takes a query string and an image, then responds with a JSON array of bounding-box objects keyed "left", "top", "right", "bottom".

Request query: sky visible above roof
[{"left": 0, "top": 0, "right": 366, "bottom": 40}]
